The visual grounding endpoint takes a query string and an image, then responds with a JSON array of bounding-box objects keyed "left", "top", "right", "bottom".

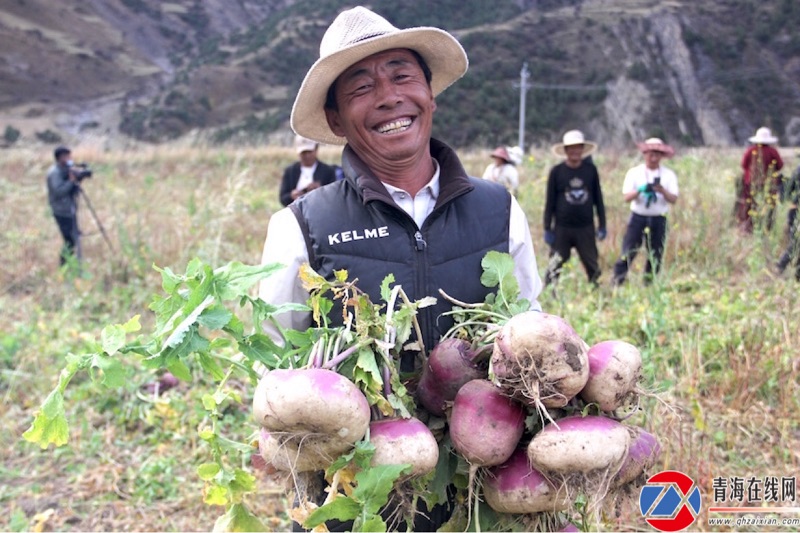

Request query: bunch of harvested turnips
[{"left": 252, "top": 252, "right": 662, "bottom": 532}]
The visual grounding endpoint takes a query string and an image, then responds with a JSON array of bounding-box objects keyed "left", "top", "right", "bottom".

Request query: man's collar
[{"left": 382, "top": 159, "right": 440, "bottom": 199}]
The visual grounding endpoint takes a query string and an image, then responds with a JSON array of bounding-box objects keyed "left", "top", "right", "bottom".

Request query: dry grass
[{"left": 1, "top": 143, "right": 798, "bottom": 532}]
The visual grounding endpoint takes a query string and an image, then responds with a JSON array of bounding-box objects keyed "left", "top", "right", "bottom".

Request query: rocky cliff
[{"left": 1, "top": 0, "right": 798, "bottom": 149}]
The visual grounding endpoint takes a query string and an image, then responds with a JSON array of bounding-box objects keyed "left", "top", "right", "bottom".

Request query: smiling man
[
  {"left": 259, "top": 6, "right": 542, "bottom": 361},
  {"left": 258, "top": 6, "right": 543, "bottom": 530}
]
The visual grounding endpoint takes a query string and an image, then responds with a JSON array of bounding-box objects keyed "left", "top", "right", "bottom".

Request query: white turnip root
[
  {"left": 527, "top": 415, "right": 630, "bottom": 476},
  {"left": 450, "top": 379, "right": 525, "bottom": 467},
  {"left": 580, "top": 340, "right": 642, "bottom": 412},
  {"left": 491, "top": 311, "right": 589, "bottom": 412},
  {"left": 369, "top": 417, "right": 439, "bottom": 477},
  {"left": 613, "top": 426, "right": 661, "bottom": 486},
  {"left": 527, "top": 414, "right": 631, "bottom": 515},
  {"left": 483, "top": 448, "right": 571, "bottom": 514},
  {"left": 252, "top": 368, "right": 370, "bottom": 471},
  {"left": 416, "top": 338, "right": 488, "bottom": 417}
]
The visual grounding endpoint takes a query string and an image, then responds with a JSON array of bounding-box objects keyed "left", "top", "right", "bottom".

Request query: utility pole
[{"left": 518, "top": 62, "right": 530, "bottom": 153}]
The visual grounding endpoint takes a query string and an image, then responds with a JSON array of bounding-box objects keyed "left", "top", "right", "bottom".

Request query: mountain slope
[{"left": 1, "top": 0, "right": 799, "bottom": 149}]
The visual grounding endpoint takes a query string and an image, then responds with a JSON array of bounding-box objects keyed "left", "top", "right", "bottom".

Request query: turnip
[
  {"left": 613, "top": 427, "right": 661, "bottom": 486},
  {"left": 416, "top": 338, "right": 488, "bottom": 417},
  {"left": 527, "top": 414, "right": 630, "bottom": 510},
  {"left": 252, "top": 368, "right": 371, "bottom": 472},
  {"left": 450, "top": 379, "right": 526, "bottom": 467},
  {"left": 491, "top": 311, "right": 589, "bottom": 414},
  {"left": 483, "top": 448, "right": 571, "bottom": 514},
  {"left": 580, "top": 340, "right": 642, "bottom": 413},
  {"left": 527, "top": 415, "right": 630, "bottom": 475},
  {"left": 369, "top": 417, "right": 439, "bottom": 477}
]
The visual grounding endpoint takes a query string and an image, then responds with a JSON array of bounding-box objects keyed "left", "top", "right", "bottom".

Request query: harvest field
[{"left": 1, "top": 143, "right": 798, "bottom": 532}]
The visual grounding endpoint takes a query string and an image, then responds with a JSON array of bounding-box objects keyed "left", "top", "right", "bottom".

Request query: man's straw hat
[
  {"left": 290, "top": 6, "right": 468, "bottom": 145},
  {"left": 294, "top": 135, "right": 318, "bottom": 154},
  {"left": 748, "top": 126, "right": 778, "bottom": 145},
  {"left": 636, "top": 137, "right": 675, "bottom": 157},
  {"left": 551, "top": 130, "right": 598, "bottom": 158},
  {"left": 490, "top": 146, "right": 512, "bottom": 164}
]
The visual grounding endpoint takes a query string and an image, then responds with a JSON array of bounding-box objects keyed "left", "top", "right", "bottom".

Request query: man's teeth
[{"left": 377, "top": 119, "right": 412, "bottom": 134}]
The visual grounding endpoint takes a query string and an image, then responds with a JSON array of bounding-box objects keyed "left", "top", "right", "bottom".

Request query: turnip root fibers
[
  {"left": 580, "top": 340, "right": 642, "bottom": 412},
  {"left": 491, "top": 311, "right": 589, "bottom": 410},
  {"left": 252, "top": 368, "right": 370, "bottom": 472},
  {"left": 483, "top": 448, "right": 571, "bottom": 514},
  {"left": 450, "top": 379, "right": 525, "bottom": 467},
  {"left": 417, "top": 338, "right": 488, "bottom": 417},
  {"left": 369, "top": 417, "right": 439, "bottom": 477}
]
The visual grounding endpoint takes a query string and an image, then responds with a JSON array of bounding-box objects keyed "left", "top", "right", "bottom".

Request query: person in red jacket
[{"left": 737, "top": 127, "right": 784, "bottom": 233}]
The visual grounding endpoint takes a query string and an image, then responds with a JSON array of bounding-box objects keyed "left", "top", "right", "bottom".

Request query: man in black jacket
[
  {"left": 278, "top": 135, "right": 337, "bottom": 206},
  {"left": 543, "top": 130, "right": 606, "bottom": 286}
]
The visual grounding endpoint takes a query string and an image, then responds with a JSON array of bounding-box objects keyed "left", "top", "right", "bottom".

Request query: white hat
[
  {"left": 294, "top": 135, "right": 318, "bottom": 154},
  {"left": 551, "top": 130, "right": 598, "bottom": 158},
  {"left": 748, "top": 127, "right": 778, "bottom": 145},
  {"left": 506, "top": 145, "right": 524, "bottom": 166},
  {"left": 637, "top": 137, "right": 675, "bottom": 157},
  {"left": 290, "top": 6, "right": 468, "bottom": 145}
]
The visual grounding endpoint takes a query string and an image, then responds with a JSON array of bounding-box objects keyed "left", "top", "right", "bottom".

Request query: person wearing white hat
[
  {"left": 257, "top": 8, "right": 543, "bottom": 528},
  {"left": 736, "top": 126, "right": 784, "bottom": 233},
  {"left": 543, "top": 129, "right": 606, "bottom": 286},
  {"left": 278, "top": 135, "right": 337, "bottom": 206},
  {"left": 612, "top": 137, "right": 680, "bottom": 285},
  {"left": 481, "top": 145, "right": 519, "bottom": 195}
]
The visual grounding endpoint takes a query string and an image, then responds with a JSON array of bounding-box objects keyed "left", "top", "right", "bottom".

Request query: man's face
[
  {"left": 644, "top": 150, "right": 663, "bottom": 169},
  {"left": 299, "top": 149, "right": 317, "bottom": 167},
  {"left": 325, "top": 49, "right": 436, "bottom": 169},
  {"left": 57, "top": 152, "right": 71, "bottom": 167},
  {"left": 565, "top": 144, "right": 584, "bottom": 166}
]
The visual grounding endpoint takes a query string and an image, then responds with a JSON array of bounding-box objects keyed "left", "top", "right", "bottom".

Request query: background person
[
  {"left": 612, "top": 137, "right": 679, "bottom": 285},
  {"left": 776, "top": 157, "right": 799, "bottom": 279},
  {"left": 481, "top": 145, "right": 519, "bottom": 195},
  {"left": 278, "top": 135, "right": 337, "bottom": 206},
  {"left": 542, "top": 129, "right": 606, "bottom": 286},
  {"left": 736, "top": 126, "right": 783, "bottom": 233},
  {"left": 258, "top": 7, "right": 543, "bottom": 528},
  {"left": 46, "top": 146, "right": 82, "bottom": 266}
]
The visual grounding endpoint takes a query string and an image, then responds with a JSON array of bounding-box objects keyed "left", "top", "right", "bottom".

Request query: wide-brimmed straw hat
[
  {"left": 636, "top": 137, "right": 675, "bottom": 157},
  {"left": 748, "top": 126, "right": 778, "bottom": 145},
  {"left": 490, "top": 146, "right": 512, "bottom": 164},
  {"left": 551, "top": 130, "right": 598, "bottom": 158},
  {"left": 290, "top": 6, "right": 468, "bottom": 145},
  {"left": 294, "top": 135, "right": 318, "bottom": 154}
]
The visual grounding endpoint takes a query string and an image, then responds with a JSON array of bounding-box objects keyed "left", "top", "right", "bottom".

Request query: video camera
[{"left": 69, "top": 162, "right": 93, "bottom": 181}]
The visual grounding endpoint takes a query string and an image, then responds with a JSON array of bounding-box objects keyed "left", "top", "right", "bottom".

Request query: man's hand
[
  {"left": 596, "top": 228, "right": 607, "bottom": 241},
  {"left": 304, "top": 181, "right": 320, "bottom": 192},
  {"left": 544, "top": 230, "right": 556, "bottom": 246}
]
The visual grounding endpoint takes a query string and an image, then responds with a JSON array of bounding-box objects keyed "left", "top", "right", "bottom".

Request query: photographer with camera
[
  {"left": 46, "top": 146, "right": 87, "bottom": 266},
  {"left": 612, "top": 138, "right": 679, "bottom": 285}
]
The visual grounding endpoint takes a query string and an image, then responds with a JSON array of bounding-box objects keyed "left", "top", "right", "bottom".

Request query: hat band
[{"left": 351, "top": 30, "right": 390, "bottom": 45}]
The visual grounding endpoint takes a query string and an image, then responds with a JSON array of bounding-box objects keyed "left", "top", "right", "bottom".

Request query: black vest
[{"left": 290, "top": 139, "right": 510, "bottom": 363}]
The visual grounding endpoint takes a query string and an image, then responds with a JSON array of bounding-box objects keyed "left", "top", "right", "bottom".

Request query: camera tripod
[{"left": 79, "top": 188, "right": 115, "bottom": 253}]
